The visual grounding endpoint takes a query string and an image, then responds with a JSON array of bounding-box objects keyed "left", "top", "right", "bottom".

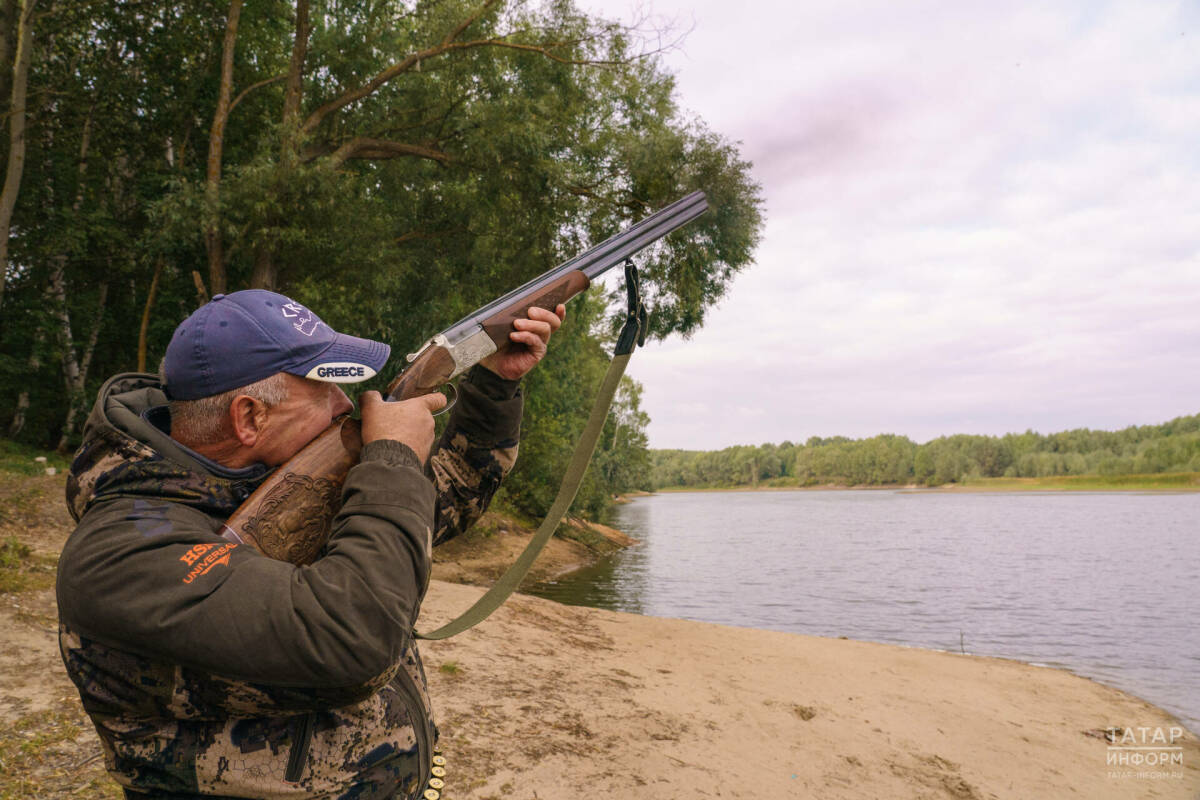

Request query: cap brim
[{"left": 291, "top": 333, "right": 391, "bottom": 384}]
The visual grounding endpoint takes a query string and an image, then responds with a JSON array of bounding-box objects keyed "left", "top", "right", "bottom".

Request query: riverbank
[
  {"left": 3, "top": 469, "right": 1198, "bottom": 798},
  {"left": 653, "top": 470, "right": 1200, "bottom": 493},
  {"left": 431, "top": 509, "right": 636, "bottom": 586},
  {"left": 420, "top": 579, "right": 1200, "bottom": 798}
]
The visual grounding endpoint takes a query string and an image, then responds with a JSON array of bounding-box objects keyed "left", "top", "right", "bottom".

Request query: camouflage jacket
[{"left": 57, "top": 368, "right": 521, "bottom": 799}]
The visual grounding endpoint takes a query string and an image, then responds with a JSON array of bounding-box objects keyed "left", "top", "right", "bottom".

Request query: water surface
[{"left": 530, "top": 490, "right": 1200, "bottom": 732}]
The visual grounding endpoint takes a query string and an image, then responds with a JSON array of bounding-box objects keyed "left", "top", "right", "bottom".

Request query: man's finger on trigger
[
  {"left": 521, "top": 320, "right": 551, "bottom": 338},
  {"left": 549, "top": 304, "right": 565, "bottom": 324},
  {"left": 512, "top": 330, "right": 543, "bottom": 347},
  {"left": 423, "top": 392, "right": 448, "bottom": 411},
  {"left": 542, "top": 305, "right": 563, "bottom": 326},
  {"left": 527, "top": 306, "right": 557, "bottom": 324}
]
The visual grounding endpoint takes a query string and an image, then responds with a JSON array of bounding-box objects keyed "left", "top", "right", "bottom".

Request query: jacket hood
[{"left": 66, "top": 373, "right": 269, "bottom": 522}]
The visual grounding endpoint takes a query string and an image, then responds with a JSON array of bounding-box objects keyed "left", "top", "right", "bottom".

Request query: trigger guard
[{"left": 433, "top": 383, "right": 458, "bottom": 417}]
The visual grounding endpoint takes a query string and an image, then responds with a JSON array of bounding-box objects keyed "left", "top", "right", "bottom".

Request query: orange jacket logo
[{"left": 179, "top": 542, "right": 238, "bottom": 584}]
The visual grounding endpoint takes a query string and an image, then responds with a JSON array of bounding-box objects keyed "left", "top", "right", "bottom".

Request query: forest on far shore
[{"left": 649, "top": 413, "right": 1200, "bottom": 489}]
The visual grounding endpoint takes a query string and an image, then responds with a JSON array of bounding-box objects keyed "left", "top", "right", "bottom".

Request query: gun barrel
[
  {"left": 459, "top": 191, "right": 708, "bottom": 328},
  {"left": 574, "top": 191, "right": 709, "bottom": 280}
]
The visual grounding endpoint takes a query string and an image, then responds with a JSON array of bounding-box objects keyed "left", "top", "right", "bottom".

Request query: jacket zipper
[
  {"left": 393, "top": 659, "right": 433, "bottom": 794},
  {"left": 284, "top": 712, "right": 315, "bottom": 783}
]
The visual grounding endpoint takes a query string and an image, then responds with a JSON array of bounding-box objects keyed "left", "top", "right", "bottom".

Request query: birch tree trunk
[
  {"left": 0, "top": 0, "right": 37, "bottom": 318},
  {"left": 49, "top": 100, "right": 93, "bottom": 451},
  {"left": 7, "top": 321, "right": 41, "bottom": 437},
  {"left": 204, "top": 0, "right": 242, "bottom": 298},
  {"left": 137, "top": 256, "right": 163, "bottom": 371},
  {"left": 53, "top": 268, "right": 108, "bottom": 452},
  {"left": 49, "top": 264, "right": 79, "bottom": 450},
  {"left": 0, "top": 0, "right": 18, "bottom": 107}
]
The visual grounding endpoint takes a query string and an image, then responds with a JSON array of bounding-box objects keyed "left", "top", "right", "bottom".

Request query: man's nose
[{"left": 332, "top": 386, "right": 354, "bottom": 418}]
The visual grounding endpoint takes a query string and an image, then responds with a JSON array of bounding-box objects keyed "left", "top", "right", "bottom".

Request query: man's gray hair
[{"left": 168, "top": 372, "right": 290, "bottom": 445}]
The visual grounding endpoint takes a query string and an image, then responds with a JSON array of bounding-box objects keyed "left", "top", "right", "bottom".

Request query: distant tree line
[{"left": 650, "top": 414, "right": 1200, "bottom": 489}]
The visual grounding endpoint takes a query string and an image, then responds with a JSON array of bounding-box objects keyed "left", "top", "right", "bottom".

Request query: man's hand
[
  {"left": 359, "top": 391, "right": 447, "bottom": 465},
  {"left": 479, "top": 304, "right": 566, "bottom": 381}
]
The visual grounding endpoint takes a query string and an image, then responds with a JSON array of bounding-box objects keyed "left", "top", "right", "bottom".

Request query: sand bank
[
  {"left": 430, "top": 512, "right": 634, "bottom": 586},
  {"left": 1, "top": 470, "right": 1196, "bottom": 798},
  {"left": 1, "top": 572, "right": 1196, "bottom": 798},
  {"left": 420, "top": 579, "right": 1200, "bottom": 799}
]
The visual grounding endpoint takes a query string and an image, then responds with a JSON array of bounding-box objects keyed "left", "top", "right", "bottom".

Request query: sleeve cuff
[
  {"left": 360, "top": 439, "right": 423, "bottom": 470},
  {"left": 447, "top": 366, "right": 524, "bottom": 444},
  {"left": 465, "top": 365, "right": 522, "bottom": 401}
]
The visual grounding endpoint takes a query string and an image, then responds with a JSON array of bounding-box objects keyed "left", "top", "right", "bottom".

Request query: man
[{"left": 56, "top": 289, "right": 564, "bottom": 799}]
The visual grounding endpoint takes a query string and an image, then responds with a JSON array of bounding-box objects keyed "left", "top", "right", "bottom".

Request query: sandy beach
[
  {"left": 419, "top": 578, "right": 1199, "bottom": 800},
  {"left": 1, "top": 472, "right": 1197, "bottom": 798}
]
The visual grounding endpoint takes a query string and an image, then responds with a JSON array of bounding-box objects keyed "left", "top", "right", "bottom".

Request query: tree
[
  {"left": 0, "top": 0, "right": 37, "bottom": 318},
  {"left": 595, "top": 376, "right": 652, "bottom": 494},
  {"left": 1, "top": 0, "right": 763, "bottom": 522},
  {"left": 155, "top": 0, "right": 760, "bottom": 344}
]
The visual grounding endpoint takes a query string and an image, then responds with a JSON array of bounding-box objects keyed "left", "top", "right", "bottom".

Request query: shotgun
[{"left": 219, "top": 191, "right": 709, "bottom": 564}]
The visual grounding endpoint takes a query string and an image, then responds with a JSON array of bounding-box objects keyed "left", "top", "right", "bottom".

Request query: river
[{"left": 528, "top": 490, "right": 1200, "bottom": 733}]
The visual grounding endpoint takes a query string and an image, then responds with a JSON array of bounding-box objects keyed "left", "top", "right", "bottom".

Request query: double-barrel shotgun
[{"left": 220, "top": 191, "right": 709, "bottom": 564}]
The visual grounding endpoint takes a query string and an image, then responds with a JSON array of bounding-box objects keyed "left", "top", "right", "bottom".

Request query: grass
[
  {"left": 957, "top": 472, "right": 1200, "bottom": 491},
  {"left": 460, "top": 498, "right": 623, "bottom": 556},
  {"left": 554, "top": 519, "right": 625, "bottom": 555},
  {"left": 488, "top": 495, "right": 542, "bottom": 531},
  {"left": 0, "top": 443, "right": 114, "bottom": 798},
  {"left": 0, "top": 537, "right": 57, "bottom": 595},
  {"left": 655, "top": 480, "right": 878, "bottom": 492},
  {"left": 0, "top": 485, "right": 51, "bottom": 528},
  {"left": 554, "top": 521, "right": 605, "bottom": 549},
  {"left": 0, "top": 440, "right": 71, "bottom": 592},
  {"left": 653, "top": 472, "right": 1200, "bottom": 493},
  {"left": 453, "top": 496, "right": 543, "bottom": 545},
  {"left": 0, "top": 439, "right": 71, "bottom": 531},
  {"left": 0, "top": 536, "right": 29, "bottom": 571},
  {"left": 439, "top": 660, "right": 463, "bottom": 676},
  {"left": 0, "top": 439, "right": 69, "bottom": 477},
  {"left": 0, "top": 707, "right": 120, "bottom": 800}
]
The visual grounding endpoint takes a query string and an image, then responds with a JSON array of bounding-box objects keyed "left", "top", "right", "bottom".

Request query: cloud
[{"left": 586, "top": 0, "right": 1200, "bottom": 449}]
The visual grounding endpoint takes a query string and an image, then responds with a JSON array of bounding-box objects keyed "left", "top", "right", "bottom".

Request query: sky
[{"left": 581, "top": 0, "right": 1200, "bottom": 449}]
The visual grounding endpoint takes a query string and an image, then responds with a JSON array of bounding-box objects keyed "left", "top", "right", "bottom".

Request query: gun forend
[{"left": 386, "top": 269, "right": 590, "bottom": 401}]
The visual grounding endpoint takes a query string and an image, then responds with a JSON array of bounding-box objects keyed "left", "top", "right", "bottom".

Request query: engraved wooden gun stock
[{"left": 220, "top": 191, "right": 709, "bottom": 564}]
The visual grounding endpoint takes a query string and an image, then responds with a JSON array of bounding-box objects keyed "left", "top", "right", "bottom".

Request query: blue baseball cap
[{"left": 163, "top": 290, "right": 390, "bottom": 400}]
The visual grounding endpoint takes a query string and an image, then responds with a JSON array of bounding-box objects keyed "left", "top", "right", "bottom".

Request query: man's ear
[{"left": 228, "top": 395, "right": 269, "bottom": 448}]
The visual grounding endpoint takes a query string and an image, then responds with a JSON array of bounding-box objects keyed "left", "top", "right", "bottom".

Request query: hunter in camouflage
[{"left": 56, "top": 290, "right": 563, "bottom": 799}]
